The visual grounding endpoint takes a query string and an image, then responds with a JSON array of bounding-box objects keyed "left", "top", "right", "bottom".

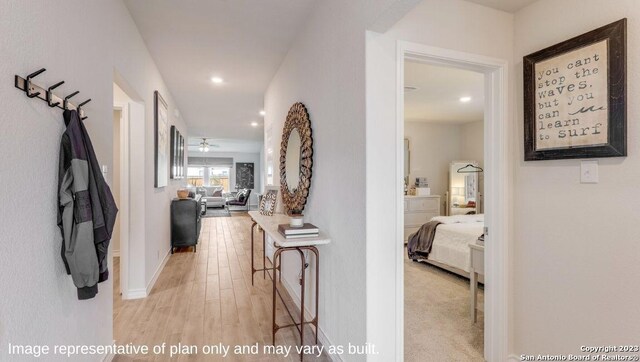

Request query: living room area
[{"left": 186, "top": 138, "right": 264, "bottom": 216}]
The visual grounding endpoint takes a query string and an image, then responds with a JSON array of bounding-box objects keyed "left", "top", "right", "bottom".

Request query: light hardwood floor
[{"left": 113, "top": 213, "right": 329, "bottom": 361}]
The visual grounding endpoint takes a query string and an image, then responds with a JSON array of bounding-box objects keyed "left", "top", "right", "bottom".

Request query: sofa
[
  {"left": 195, "top": 186, "right": 226, "bottom": 208},
  {"left": 170, "top": 194, "right": 202, "bottom": 253}
]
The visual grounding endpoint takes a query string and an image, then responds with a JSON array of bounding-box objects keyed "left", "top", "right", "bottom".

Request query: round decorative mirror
[{"left": 280, "top": 102, "right": 313, "bottom": 213}]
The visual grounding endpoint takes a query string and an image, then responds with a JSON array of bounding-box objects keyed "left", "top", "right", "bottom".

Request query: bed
[{"left": 409, "top": 214, "right": 484, "bottom": 278}]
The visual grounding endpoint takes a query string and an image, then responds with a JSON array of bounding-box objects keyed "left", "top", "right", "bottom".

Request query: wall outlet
[{"left": 580, "top": 160, "right": 599, "bottom": 184}]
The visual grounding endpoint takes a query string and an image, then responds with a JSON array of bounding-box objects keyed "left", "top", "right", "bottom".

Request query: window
[
  {"left": 187, "top": 167, "right": 204, "bottom": 187},
  {"left": 209, "top": 167, "right": 230, "bottom": 191}
]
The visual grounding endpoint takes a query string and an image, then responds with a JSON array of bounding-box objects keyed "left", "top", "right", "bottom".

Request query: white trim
[
  {"left": 113, "top": 102, "right": 129, "bottom": 298},
  {"left": 395, "top": 40, "right": 510, "bottom": 362},
  {"left": 280, "top": 278, "right": 343, "bottom": 362},
  {"left": 146, "top": 248, "right": 171, "bottom": 296},
  {"left": 123, "top": 288, "right": 147, "bottom": 300}
]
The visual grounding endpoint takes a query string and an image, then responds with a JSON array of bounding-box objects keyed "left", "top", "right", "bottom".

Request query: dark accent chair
[
  {"left": 170, "top": 195, "right": 202, "bottom": 253},
  {"left": 226, "top": 189, "right": 252, "bottom": 211}
]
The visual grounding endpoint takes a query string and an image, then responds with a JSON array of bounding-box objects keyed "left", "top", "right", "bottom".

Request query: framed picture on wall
[
  {"left": 154, "top": 91, "right": 169, "bottom": 187},
  {"left": 236, "top": 162, "right": 254, "bottom": 189},
  {"left": 523, "top": 18, "right": 626, "bottom": 161},
  {"left": 179, "top": 134, "right": 185, "bottom": 178},
  {"left": 170, "top": 126, "right": 178, "bottom": 179}
]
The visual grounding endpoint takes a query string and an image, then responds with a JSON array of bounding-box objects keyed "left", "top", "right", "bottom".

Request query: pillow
[
  {"left": 196, "top": 187, "right": 207, "bottom": 196},
  {"left": 237, "top": 190, "right": 247, "bottom": 203},
  {"left": 212, "top": 190, "right": 222, "bottom": 197}
]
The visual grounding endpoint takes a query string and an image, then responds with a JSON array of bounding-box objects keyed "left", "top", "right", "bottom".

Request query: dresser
[{"left": 404, "top": 195, "right": 441, "bottom": 242}]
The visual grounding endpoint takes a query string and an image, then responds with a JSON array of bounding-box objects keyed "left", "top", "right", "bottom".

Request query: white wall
[
  {"left": 512, "top": 0, "right": 640, "bottom": 356},
  {"left": 263, "top": 0, "right": 421, "bottom": 359},
  {"left": 405, "top": 121, "right": 484, "bottom": 213},
  {"left": 0, "top": 1, "right": 187, "bottom": 360},
  {"left": 188, "top": 151, "right": 262, "bottom": 206},
  {"left": 366, "top": 0, "right": 514, "bottom": 359}
]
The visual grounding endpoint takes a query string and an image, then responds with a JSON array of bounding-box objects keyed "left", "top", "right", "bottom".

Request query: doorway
[
  {"left": 403, "top": 60, "right": 486, "bottom": 361},
  {"left": 363, "top": 36, "right": 510, "bottom": 361},
  {"left": 397, "top": 42, "right": 509, "bottom": 361},
  {"left": 112, "top": 80, "right": 146, "bottom": 301}
]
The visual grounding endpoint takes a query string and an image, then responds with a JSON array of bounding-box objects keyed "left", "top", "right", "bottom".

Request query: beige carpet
[{"left": 404, "top": 256, "right": 484, "bottom": 362}]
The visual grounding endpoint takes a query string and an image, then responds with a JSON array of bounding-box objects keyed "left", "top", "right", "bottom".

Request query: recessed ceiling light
[
  {"left": 259, "top": 110, "right": 266, "bottom": 116},
  {"left": 211, "top": 76, "right": 224, "bottom": 84},
  {"left": 251, "top": 122, "right": 259, "bottom": 127},
  {"left": 460, "top": 96, "right": 472, "bottom": 103}
]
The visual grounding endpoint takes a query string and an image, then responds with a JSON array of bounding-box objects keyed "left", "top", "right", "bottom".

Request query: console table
[
  {"left": 469, "top": 243, "right": 485, "bottom": 323},
  {"left": 248, "top": 211, "right": 330, "bottom": 359}
]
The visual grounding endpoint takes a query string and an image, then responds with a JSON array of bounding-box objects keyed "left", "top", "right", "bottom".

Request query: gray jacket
[{"left": 57, "top": 110, "right": 117, "bottom": 300}]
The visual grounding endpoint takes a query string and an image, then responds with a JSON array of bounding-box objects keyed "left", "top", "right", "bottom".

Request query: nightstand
[{"left": 469, "top": 243, "right": 484, "bottom": 323}]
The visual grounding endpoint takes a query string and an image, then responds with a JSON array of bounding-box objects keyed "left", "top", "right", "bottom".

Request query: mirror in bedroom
[{"left": 449, "top": 161, "right": 482, "bottom": 216}]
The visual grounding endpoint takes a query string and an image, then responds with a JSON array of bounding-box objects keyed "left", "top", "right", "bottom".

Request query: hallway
[{"left": 113, "top": 214, "right": 328, "bottom": 361}]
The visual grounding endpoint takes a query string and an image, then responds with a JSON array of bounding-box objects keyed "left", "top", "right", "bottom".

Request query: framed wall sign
[
  {"left": 154, "top": 91, "right": 169, "bottom": 187},
  {"left": 523, "top": 18, "right": 626, "bottom": 161}
]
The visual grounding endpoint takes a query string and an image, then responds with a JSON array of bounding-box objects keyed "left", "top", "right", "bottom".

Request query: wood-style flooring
[{"left": 113, "top": 213, "right": 329, "bottom": 361}]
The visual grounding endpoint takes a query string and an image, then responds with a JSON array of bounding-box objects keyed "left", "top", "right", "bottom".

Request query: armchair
[{"left": 225, "top": 188, "right": 252, "bottom": 211}]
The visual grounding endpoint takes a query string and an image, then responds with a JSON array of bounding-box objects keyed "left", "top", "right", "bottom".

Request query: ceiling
[
  {"left": 124, "top": 0, "right": 316, "bottom": 142},
  {"left": 404, "top": 60, "right": 484, "bottom": 123},
  {"left": 464, "top": 0, "right": 538, "bottom": 13}
]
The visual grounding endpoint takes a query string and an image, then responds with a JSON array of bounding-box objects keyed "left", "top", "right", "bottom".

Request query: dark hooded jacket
[{"left": 58, "top": 109, "right": 118, "bottom": 300}]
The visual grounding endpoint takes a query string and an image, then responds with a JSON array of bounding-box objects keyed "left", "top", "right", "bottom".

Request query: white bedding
[{"left": 427, "top": 215, "right": 484, "bottom": 273}]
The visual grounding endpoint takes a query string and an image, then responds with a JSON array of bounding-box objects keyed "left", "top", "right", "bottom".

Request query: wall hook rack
[{"left": 15, "top": 68, "right": 88, "bottom": 119}]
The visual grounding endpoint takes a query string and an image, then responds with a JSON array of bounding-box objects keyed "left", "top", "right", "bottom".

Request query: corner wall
[
  {"left": 366, "top": 0, "right": 514, "bottom": 359},
  {"left": 512, "top": 0, "right": 640, "bottom": 355},
  {"left": 0, "top": 1, "right": 186, "bottom": 360},
  {"left": 263, "top": 0, "right": 422, "bottom": 359}
]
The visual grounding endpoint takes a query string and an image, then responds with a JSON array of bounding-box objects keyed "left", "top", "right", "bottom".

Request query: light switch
[{"left": 580, "top": 160, "right": 598, "bottom": 184}]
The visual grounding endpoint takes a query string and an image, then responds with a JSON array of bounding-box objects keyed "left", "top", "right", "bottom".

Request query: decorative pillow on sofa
[
  {"left": 212, "top": 189, "right": 223, "bottom": 197},
  {"left": 237, "top": 189, "right": 247, "bottom": 203}
]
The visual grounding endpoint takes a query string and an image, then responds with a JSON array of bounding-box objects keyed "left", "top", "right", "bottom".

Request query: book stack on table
[{"left": 278, "top": 223, "right": 319, "bottom": 239}]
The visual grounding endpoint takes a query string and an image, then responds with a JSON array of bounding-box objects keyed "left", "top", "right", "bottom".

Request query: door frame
[
  {"left": 396, "top": 41, "right": 510, "bottom": 361},
  {"left": 113, "top": 103, "right": 130, "bottom": 297}
]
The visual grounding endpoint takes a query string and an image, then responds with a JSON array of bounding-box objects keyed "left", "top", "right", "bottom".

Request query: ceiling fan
[{"left": 198, "top": 138, "right": 219, "bottom": 152}]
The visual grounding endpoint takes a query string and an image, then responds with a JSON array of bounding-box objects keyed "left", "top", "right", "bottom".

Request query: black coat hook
[
  {"left": 78, "top": 99, "right": 91, "bottom": 120},
  {"left": 46, "top": 81, "right": 65, "bottom": 107},
  {"left": 26, "top": 68, "right": 46, "bottom": 98},
  {"left": 63, "top": 91, "right": 79, "bottom": 110}
]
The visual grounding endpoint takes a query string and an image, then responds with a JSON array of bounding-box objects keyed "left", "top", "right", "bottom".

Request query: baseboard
[
  {"left": 280, "top": 277, "right": 343, "bottom": 362},
  {"left": 124, "top": 288, "right": 147, "bottom": 299},
  {"left": 146, "top": 249, "right": 171, "bottom": 295},
  {"left": 102, "top": 353, "right": 115, "bottom": 362}
]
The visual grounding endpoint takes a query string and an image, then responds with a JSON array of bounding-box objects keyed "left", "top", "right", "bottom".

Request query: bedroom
[{"left": 403, "top": 60, "right": 487, "bottom": 361}]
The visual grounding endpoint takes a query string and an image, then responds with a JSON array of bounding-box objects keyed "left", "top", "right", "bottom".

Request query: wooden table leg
[{"left": 470, "top": 267, "right": 477, "bottom": 323}]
